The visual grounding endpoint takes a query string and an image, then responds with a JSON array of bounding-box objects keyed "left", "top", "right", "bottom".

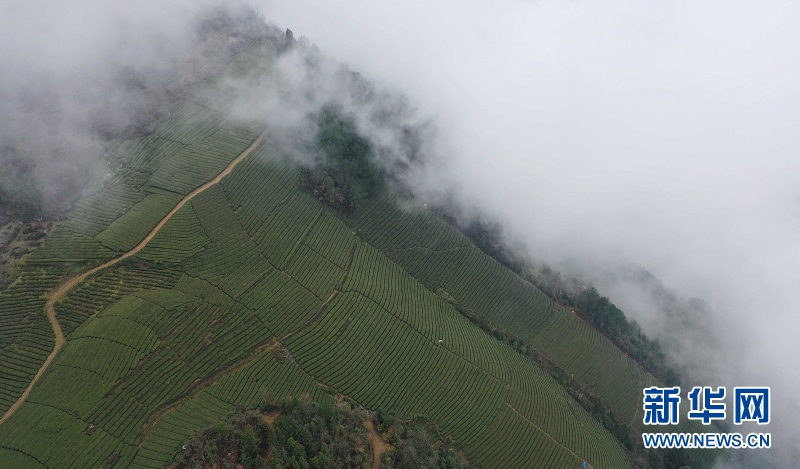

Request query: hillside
[{"left": 0, "top": 36, "right": 711, "bottom": 468}]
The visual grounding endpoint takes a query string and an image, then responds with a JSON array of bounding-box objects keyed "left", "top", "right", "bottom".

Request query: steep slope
[
  {"left": 353, "top": 199, "right": 658, "bottom": 425},
  {"left": 0, "top": 39, "right": 677, "bottom": 468}
]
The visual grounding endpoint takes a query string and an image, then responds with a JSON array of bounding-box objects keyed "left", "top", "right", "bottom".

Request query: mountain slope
[{"left": 0, "top": 38, "right": 682, "bottom": 468}]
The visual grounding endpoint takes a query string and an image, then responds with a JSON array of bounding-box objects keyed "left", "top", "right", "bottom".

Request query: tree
[{"left": 301, "top": 105, "right": 384, "bottom": 215}]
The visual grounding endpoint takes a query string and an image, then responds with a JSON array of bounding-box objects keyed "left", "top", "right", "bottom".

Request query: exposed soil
[
  {"left": 262, "top": 411, "right": 279, "bottom": 426},
  {"left": 365, "top": 419, "right": 388, "bottom": 469}
]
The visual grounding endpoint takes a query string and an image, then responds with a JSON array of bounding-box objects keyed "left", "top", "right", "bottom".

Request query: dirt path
[
  {"left": 365, "top": 420, "right": 388, "bottom": 469},
  {"left": 136, "top": 276, "right": 349, "bottom": 449},
  {"left": 0, "top": 132, "right": 265, "bottom": 428}
]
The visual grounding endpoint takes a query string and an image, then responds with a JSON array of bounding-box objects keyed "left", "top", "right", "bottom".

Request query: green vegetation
[
  {"left": 353, "top": 199, "right": 653, "bottom": 425},
  {"left": 530, "top": 268, "right": 680, "bottom": 386},
  {"left": 173, "top": 410, "right": 272, "bottom": 468},
  {"left": 29, "top": 101, "right": 264, "bottom": 264},
  {"left": 0, "top": 221, "right": 51, "bottom": 289},
  {"left": 0, "top": 33, "right": 714, "bottom": 469},
  {"left": 373, "top": 409, "right": 468, "bottom": 469},
  {"left": 437, "top": 286, "right": 708, "bottom": 468},
  {"left": 173, "top": 397, "right": 469, "bottom": 469},
  {"left": 0, "top": 267, "right": 63, "bottom": 415},
  {"left": 174, "top": 397, "right": 371, "bottom": 468},
  {"left": 436, "top": 286, "right": 633, "bottom": 449},
  {"left": 463, "top": 218, "right": 680, "bottom": 386},
  {"left": 0, "top": 6, "right": 277, "bottom": 223},
  {"left": 301, "top": 106, "right": 384, "bottom": 215}
]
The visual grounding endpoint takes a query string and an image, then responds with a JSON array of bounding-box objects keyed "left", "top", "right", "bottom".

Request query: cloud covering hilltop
[
  {"left": 1, "top": 0, "right": 798, "bottom": 465},
  {"left": 263, "top": 1, "right": 800, "bottom": 466}
]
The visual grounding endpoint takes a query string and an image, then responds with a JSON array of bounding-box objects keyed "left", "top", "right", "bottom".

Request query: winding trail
[
  {"left": 134, "top": 243, "right": 357, "bottom": 448},
  {"left": 0, "top": 131, "right": 265, "bottom": 428}
]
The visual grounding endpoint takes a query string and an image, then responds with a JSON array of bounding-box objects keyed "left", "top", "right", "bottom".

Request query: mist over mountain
[
  {"left": 264, "top": 1, "right": 800, "bottom": 466},
  {"left": 0, "top": 1, "right": 275, "bottom": 220},
  {"left": 1, "top": 0, "right": 797, "bottom": 466}
]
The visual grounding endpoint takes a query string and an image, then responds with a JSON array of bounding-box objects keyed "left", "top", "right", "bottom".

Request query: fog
[
  {"left": 1, "top": 0, "right": 798, "bottom": 465},
  {"left": 264, "top": 0, "right": 800, "bottom": 465},
  {"left": 0, "top": 0, "right": 249, "bottom": 219}
]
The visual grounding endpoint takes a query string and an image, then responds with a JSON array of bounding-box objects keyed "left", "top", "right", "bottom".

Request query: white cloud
[{"left": 263, "top": 1, "right": 800, "bottom": 464}]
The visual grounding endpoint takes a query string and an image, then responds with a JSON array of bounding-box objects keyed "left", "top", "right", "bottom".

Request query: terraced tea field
[{"left": 0, "top": 40, "right": 684, "bottom": 468}]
